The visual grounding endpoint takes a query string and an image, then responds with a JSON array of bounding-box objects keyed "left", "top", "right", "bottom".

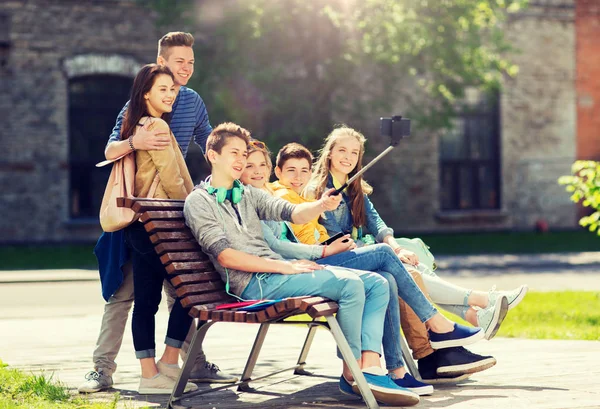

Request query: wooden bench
[{"left": 118, "top": 197, "right": 418, "bottom": 409}]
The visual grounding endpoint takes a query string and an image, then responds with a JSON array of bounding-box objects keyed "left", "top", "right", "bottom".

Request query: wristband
[
  {"left": 321, "top": 244, "right": 328, "bottom": 258},
  {"left": 128, "top": 135, "right": 136, "bottom": 152}
]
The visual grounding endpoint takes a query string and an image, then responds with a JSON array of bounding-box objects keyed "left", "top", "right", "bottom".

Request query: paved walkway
[{"left": 1, "top": 252, "right": 600, "bottom": 408}]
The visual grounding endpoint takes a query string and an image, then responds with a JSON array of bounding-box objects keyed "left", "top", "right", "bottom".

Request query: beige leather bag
[{"left": 97, "top": 152, "right": 159, "bottom": 232}]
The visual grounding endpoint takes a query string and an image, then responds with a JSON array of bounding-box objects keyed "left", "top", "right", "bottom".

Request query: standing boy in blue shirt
[{"left": 79, "top": 32, "right": 236, "bottom": 393}]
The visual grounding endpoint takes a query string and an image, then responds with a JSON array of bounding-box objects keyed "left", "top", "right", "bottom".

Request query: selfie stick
[{"left": 332, "top": 116, "right": 410, "bottom": 196}]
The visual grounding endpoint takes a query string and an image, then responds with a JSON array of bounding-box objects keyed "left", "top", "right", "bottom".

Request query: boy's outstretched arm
[{"left": 291, "top": 188, "right": 342, "bottom": 224}]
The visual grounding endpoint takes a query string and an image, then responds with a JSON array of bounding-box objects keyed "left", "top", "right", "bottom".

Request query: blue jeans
[
  {"left": 317, "top": 244, "right": 438, "bottom": 370},
  {"left": 124, "top": 222, "right": 193, "bottom": 359},
  {"left": 241, "top": 266, "right": 389, "bottom": 360}
]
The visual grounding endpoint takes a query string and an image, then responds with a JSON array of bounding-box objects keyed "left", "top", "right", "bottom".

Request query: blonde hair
[
  {"left": 311, "top": 126, "right": 372, "bottom": 228},
  {"left": 247, "top": 139, "right": 274, "bottom": 193}
]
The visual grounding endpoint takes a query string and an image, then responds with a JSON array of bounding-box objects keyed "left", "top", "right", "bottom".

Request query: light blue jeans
[
  {"left": 241, "top": 266, "right": 389, "bottom": 360},
  {"left": 317, "top": 244, "right": 439, "bottom": 370}
]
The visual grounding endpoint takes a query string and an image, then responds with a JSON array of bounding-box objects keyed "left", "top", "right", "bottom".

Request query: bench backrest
[
  {"left": 118, "top": 197, "right": 339, "bottom": 323},
  {"left": 118, "top": 197, "right": 237, "bottom": 309}
]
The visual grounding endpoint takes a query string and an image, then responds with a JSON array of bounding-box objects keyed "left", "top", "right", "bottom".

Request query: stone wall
[
  {"left": 342, "top": 0, "right": 579, "bottom": 234},
  {"left": 501, "top": 0, "right": 577, "bottom": 230},
  {"left": 0, "top": 0, "right": 585, "bottom": 243},
  {"left": 0, "top": 0, "right": 159, "bottom": 243}
]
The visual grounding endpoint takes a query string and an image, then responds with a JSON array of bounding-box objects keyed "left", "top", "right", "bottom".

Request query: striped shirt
[{"left": 107, "top": 86, "right": 212, "bottom": 156}]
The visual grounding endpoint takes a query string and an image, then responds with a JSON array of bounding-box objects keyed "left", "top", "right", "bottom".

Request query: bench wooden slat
[
  {"left": 166, "top": 261, "right": 214, "bottom": 274},
  {"left": 234, "top": 311, "right": 248, "bottom": 322},
  {"left": 181, "top": 292, "right": 234, "bottom": 309},
  {"left": 145, "top": 220, "right": 187, "bottom": 233},
  {"left": 299, "top": 297, "right": 330, "bottom": 311},
  {"left": 160, "top": 251, "right": 208, "bottom": 264},
  {"left": 132, "top": 200, "right": 184, "bottom": 213},
  {"left": 139, "top": 210, "right": 184, "bottom": 223},
  {"left": 175, "top": 281, "right": 225, "bottom": 298},
  {"left": 150, "top": 231, "right": 195, "bottom": 244},
  {"left": 278, "top": 297, "right": 307, "bottom": 312},
  {"left": 155, "top": 242, "right": 201, "bottom": 255},
  {"left": 170, "top": 272, "right": 222, "bottom": 288},
  {"left": 118, "top": 197, "right": 184, "bottom": 212},
  {"left": 307, "top": 302, "right": 339, "bottom": 318}
]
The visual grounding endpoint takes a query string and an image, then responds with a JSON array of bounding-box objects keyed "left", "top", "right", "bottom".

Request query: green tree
[
  {"left": 559, "top": 161, "right": 600, "bottom": 235},
  {"left": 143, "top": 0, "right": 527, "bottom": 152}
]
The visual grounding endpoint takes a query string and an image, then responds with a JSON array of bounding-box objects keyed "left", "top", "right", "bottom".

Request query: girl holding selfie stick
[{"left": 307, "top": 126, "right": 528, "bottom": 340}]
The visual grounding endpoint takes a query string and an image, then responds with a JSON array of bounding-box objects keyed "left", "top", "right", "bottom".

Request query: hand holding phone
[
  {"left": 320, "top": 231, "right": 345, "bottom": 246},
  {"left": 320, "top": 233, "right": 356, "bottom": 257}
]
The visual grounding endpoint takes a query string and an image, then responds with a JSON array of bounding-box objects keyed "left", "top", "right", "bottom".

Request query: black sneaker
[
  {"left": 436, "top": 347, "right": 496, "bottom": 377},
  {"left": 417, "top": 351, "right": 472, "bottom": 384}
]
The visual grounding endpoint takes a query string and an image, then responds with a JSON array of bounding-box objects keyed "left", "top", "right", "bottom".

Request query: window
[
  {"left": 69, "top": 75, "right": 132, "bottom": 219},
  {"left": 439, "top": 90, "right": 500, "bottom": 211},
  {"left": 0, "top": 14, "right": 11, "bottom": 73}
]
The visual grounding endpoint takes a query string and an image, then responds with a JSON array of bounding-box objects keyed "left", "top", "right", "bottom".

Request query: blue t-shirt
[{"left": 107, "top": 86, "right": 212, "bottom": 155}]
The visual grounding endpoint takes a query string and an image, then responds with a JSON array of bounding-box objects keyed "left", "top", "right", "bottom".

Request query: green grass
[
  {"left": 447, "top": 290, "right": 600, "bottom": 340},
  {"left": 0, "top": 360, "right": 136, "bottom": 409},
  {"left": 287, "top": 291, "right": 600, "bottom": 341},
  {"left": 0, "top": 245, "right": 96, "bottom": 270}
]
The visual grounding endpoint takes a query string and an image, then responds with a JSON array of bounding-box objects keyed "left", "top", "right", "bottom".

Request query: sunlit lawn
[
  {"left": 0, "top": 360, "right": 138, "bottom": 409},
  {"left": 286, "top": 291, "right": 600, "bottom": 341}
]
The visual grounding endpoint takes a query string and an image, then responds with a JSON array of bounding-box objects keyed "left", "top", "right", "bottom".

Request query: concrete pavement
[{"left": 1, "top": 252, "right": 600, "bottom": 408}]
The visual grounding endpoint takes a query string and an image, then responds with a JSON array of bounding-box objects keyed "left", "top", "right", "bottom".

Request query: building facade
[
  {"left": 0, "top": 0, "right": 597, "bottom": 243},
  {"left": 0, "top": 0, "right": 159, "bottom": 242},
  {"left": 361, "top": 0, "right": 598, "bottom": 234}
]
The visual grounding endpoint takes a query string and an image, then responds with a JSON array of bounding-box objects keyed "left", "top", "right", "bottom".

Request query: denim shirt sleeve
[
  {"left": 261, "top": 221, "right": 322, "bottom": 260},
  {"left": 364, "top": 194, "right": 394, "bottom": 243},
  {"left": 319, "top": 209, "right": 346, "bottom": 236}
]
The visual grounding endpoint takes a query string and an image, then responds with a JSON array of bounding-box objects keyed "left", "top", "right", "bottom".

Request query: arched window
[{"left": 69, "top": 75, "right": 132, "bottom": 219}]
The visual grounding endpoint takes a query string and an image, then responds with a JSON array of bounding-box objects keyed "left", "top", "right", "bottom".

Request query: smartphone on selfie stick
[{"left": 331, "top": 116, "right": 411, "bottom": 196}]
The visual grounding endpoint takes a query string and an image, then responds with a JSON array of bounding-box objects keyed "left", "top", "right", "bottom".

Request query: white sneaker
[
  {"left": 138, "top": 373, "right": 198, "bottom": 395},
  {"left": 77, "top": 369, "right": 113, "bottom": 393},
  {"left": 157, "top": 360, "right": 181, "bottom": 380},
  {"left": 477, "top": 295, "right": 508, "bottom": 340},
  {"left": 490, "top": 284, "right": 528, "bottom": 310}
]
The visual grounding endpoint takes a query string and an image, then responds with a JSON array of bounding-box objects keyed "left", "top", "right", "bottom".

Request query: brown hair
[
  {"left": 120, "top": 64, "right": 174, "bottom": 143},
  {"left": 311, "top": 126, "right": 372, "bottom": 228},
  {"left": 205, "top": 122, "right": 251, "bottom": 167},
  {"left": 276, "top": 143, "right": 313, "bottom": 170},
  {"left": 158, "top": 32, "right": 194, "bottom": 59}
]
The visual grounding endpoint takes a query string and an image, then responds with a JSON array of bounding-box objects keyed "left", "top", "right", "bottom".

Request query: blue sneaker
[
  {"left": 351, "top": 367, "right": 420, "bottom": 406},
  {"left": 338, "top": 375, "right": 360, "bottom": 398},
  {"left": 390, "top": 372, "right": 434, "bottom": 396},
  {"left": 429, "top": 323, "right": 484, "bottom": 349}
]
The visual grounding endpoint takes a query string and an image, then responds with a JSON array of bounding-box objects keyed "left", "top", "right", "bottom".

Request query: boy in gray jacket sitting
[{"left": 183, "top": 122, "right": 422, "bottom": 406}]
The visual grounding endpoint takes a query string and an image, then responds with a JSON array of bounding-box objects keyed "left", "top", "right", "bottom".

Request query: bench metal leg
[
  {"left": 168, "top": 320, "right": 215, "bottom": 409},
  {"left": 238, "top": 323, "right": 270, "bottom": 392},
  {"left": 294, "top": 323, "right": 319, "bottom": 375},
  {"left": 400, "top": 334, "right": 421, "bottom": 380},
  {"left": 325, "top": 315, "right": 379, "bottom": 409}
]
